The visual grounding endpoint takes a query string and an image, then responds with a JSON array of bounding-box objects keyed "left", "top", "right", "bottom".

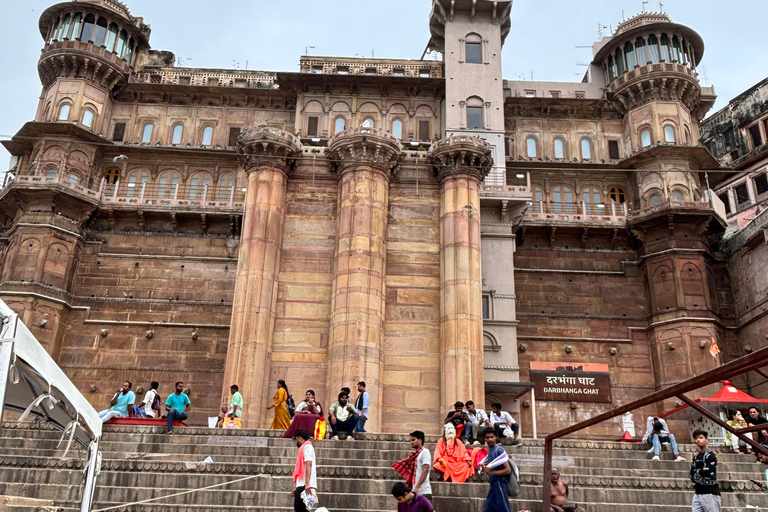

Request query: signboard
[{"left": 530, "top": 362, "right": 612, "bottom": 403}]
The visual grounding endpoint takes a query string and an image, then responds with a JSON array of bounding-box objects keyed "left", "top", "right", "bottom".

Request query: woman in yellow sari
[{"left": 267, "top": 379, "right": 291, "bottom": 430}]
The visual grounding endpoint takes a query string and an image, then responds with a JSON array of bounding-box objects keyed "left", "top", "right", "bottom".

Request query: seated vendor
[
  {"left": 433, "top": 423, "right": 474, "bottom": 483},
  {"left": 296, "top": 389, "right": 323, "bottom": 416}
]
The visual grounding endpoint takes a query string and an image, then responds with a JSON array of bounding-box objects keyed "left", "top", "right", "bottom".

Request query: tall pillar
[
  {"left": 222, "top": 127, "right": 302, "bottom": 428},
  {"left": 430, "top": 136, "right": 493, "bottom": 410},
  {"left": 326, "top": 127, "right": 401, "bottom": 433}
]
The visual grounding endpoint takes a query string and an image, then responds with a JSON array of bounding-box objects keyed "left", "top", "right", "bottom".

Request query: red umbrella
[{"left": 660, "top": 381, "right": 768, "bottom": 420}]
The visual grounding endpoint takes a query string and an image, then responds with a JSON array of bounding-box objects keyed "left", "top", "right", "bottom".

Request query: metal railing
[
  {"left": 528, "top": 201, "right": 627, "bottom": 216},
  {"left": 541, "top": 340, "right": 768, "bottom": 511}
]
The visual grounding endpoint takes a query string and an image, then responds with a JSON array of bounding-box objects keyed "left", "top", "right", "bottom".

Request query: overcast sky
[{"left": 1, "top": 0, "right": 766, "bottom": 166}]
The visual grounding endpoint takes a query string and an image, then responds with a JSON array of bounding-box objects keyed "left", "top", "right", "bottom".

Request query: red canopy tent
[{"left": 660, "top": 380, "right": 768, "bottom": 420}]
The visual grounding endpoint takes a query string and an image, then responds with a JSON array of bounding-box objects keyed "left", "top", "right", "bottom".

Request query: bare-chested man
[{"left": 550, "top": 468, "right": 585, "bottom": 512}]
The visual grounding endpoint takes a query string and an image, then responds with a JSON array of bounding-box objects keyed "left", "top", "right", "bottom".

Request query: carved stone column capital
[
  {"left": 237, "top": 125, "right": 303, "bottom": 175},
  {"left": 327, "top": 126, "right": 402, "bottom": 177},
  {"left": 429, "top": 135, "right": 493, "bottom": 183}
]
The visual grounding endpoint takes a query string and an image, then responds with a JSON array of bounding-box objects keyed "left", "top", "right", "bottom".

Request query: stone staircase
[{"left": 1, "top": 422, "right": 767, "bottom": 512}]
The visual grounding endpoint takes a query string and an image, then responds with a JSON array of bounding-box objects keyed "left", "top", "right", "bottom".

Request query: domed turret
[{"left": 37, "top": 0, "right": 150, "bottom": 92}]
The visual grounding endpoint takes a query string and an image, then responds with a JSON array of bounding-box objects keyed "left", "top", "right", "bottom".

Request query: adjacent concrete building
[{"left": 0, "top": 0, "right": 754, "bottom": 436}]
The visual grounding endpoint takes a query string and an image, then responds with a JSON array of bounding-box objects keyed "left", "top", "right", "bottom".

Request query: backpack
[
  {"left": 151, "top": 393, "right": 161, "bottom": 413},
  {"left": 287, "top": 394, "right": 296, "bottom": 418},
  {"left": 507, "top": 461, "right": 522, "bottom": 497}
]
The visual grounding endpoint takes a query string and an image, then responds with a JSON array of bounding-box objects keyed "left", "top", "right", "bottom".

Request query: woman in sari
[{"left": 267, "top": 379, "right": 291, "bottom": 430}]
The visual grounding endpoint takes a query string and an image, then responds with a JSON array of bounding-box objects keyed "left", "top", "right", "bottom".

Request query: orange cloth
[
  {"left": 292, "top": 440, "right": 311, "bottom": 484},
  {"left": 270, "top": 388, "right": 291, "bottom": 430},
  {"left": 433, "top": 437, "right": 474, "bottom": 483}
]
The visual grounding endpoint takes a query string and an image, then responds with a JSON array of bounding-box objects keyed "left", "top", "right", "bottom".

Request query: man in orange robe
[{"left": 433, "top": 423, "right": 474, "bottom": 483}]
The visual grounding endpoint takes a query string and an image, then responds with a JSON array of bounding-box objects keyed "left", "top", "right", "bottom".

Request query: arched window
[
  {"left": 93, "top": 17, "right": 108, "bottom": 47},
  {"left": 57, "top": 104, "right": 71, "bottom": 121},
  {"left": 684, "top": 127, "right": 692, "bottom": 145},
  {"left": 671, "top": 35, "right": 682, "bottom": 62},
  {"left": 125, "top": 170, "right": 149, "bottom": 197},
  {"left": 49, "top": 17, "right": 60, "bottom": 43},
  {"left": 362, "top": 117, "right": 374, "bottom": 128},
  {"left": 106, "top": 23, "right": 118, "bottom": 52},
  {"left": 334, "top": 116, "right": 346, "bottom": 134},
  {"left": 69, "top": 173, "right": 79, "bottom": 184},
  {"left": 625, "top": 41, "right": 636, "bottom": 69},
  {"left": 684, "top": 41, "right": 693, "bottom": 68},
  {"left": 171, "top": 124, "right": 183, "bottom": 145},
  {"left": 69, "top": 13, "right": 83, "bottom": 40},
  {"left": 43, "top": 103, "right": 51, "bottom": 122},
  {"left": 664, "top": 125, "right": 676, "bottom": 143},
  {"left": 141, "top": 123, "right": 153, "bottom": 144},
  {"left": 681, "top": 39, "right": 689, "bottom": 65},
  {"left": 46, "top": 168, "right": 57, "bottom": 179},
  {"left": 660, "top": 34, "right": 671, "bottom": 62},
  {"left": 81, "top": 109, "right": 94, "bottom": 128},
  {"left": 116, "top": 30, "right": 128, "bottom": 58},
  {"left": 671, "top": 190, "right": 684, "bottom": 202},
  {"left": 80, "top": 14, "right": 95, "bottom": 42},
  {"left": 60, "top": 14, "right": 72, "bottom": 41},
  {"left": 526, "top": 137, "right": 537, "bottom": 158},
  {"left": 607, "top": 55, "right": 616, "bottom": 82},
  {"left": 465, "top": 33, "right": 483, "bottom": 64},
  {"left": 640, "top": 128, "right": 652, "bottom": 148},
  {"left": 157, "top": 170, "right": 181, "bottom": 198},
  {"left": 610, "top": 186, "right": 626, "bottom": 214},
  {"left": 201, "top": 125, "right": 214, "bottom": 146},
  {"left": 615, "top": 48, "right": 625, "bottom": 76},
  {"left": 103, "top": 168, "right": 120, "bottom": 195},
  {"left": 552, "top": 185, "right": 575, "bottom": 213},
  {"left": 466, "top": 96, "right": 484, "bottom": 130},
  {"left": 580, "top": 138, "right": 592, "bottom": 160},
  {"left": 648, "top": 193, "right": 662, "bottom": 206},
  {"left": 392, "top": 118, "right": 403, "bottom": 139},
  {"left": 636, "top": 37, "right": 648, "bottom": 65},
  {"left": 582, "top": 186, "right": 602, "bottom": 214},
  {"left": 188, "top": 172, "right": 212, "bottom": 200},
  {"left": 648, "top": 35, "right": 660, "bottom": 64},
  {"left": 217, "top": 174, "right": 235, "bottom": 200},
  {"left": 532, "top": 185, "right": 544, "bottom": 213},
  {"left": 554, "top": 137, "right": 565, "bottom": 159},
  {"left": 125, "top": 39, "right": 135, "bottom": 65}
]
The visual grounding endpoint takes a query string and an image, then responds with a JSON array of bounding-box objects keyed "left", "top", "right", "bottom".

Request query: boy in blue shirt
[
  {"left": 98, "top": 381, "right": 135, "bottom": 423},
  {"left": 165, "top": 381, "right": 191, "bottom": 434}
]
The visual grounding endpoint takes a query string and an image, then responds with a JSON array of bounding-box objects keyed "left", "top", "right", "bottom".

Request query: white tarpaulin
[{"left": 0, "top": 299, "right": 101, "bottom": 512}]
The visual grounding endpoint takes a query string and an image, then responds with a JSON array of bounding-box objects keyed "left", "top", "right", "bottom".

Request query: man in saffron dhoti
[{"left": 433, "top": 423, "right": 474, "bottom": 483}]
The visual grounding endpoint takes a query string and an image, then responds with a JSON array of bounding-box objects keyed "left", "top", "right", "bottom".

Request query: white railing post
[
  {"left": 172, "top": 183, "right": 179, "bottom": 200},
  {"left": 139, "top": 182, "right": 146, "bottom": 201},
  {"left": 202, "top": 184, "right": 209, "bottom": 202},
  {"left": 228, "top": 186, "right": 234, "bottom": 207}
]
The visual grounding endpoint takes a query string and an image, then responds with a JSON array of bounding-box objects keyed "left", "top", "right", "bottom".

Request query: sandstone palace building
[{"left": 2, "top": 0, "right": 767, "bottom": 435}]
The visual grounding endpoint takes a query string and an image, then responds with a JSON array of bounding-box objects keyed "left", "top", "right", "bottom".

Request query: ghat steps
[{"left": 0, "top": 423, "right": 767, "bottom": 512}]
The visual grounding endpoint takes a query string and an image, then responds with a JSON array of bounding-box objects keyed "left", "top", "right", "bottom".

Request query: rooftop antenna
[
  {"left": 659, "top": 2, "right": 664, "bottom": 11},
  {"left": 622, "top": 10, "right": 625, "bottom": 20},
  {"left": 642, "top": 1, "right": 648, "bottom": 11},
  {"left": 305, "top": 46, "right": 315, "bottom": 56},
  {"left": 371, "top": 49, "right": 375, "bottom": 58}
]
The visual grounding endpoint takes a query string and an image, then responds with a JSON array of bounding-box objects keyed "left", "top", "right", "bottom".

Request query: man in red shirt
[{"left": 391, "top": 482, "right": 433, "bottom": 512}]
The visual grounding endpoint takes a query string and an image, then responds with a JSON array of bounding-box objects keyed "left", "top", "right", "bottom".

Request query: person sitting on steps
[
  {"left": 328, "top": 392, "right": 358, "bottom": 440},
  {"left": 641, "top": 415, "right": 685, "bottom": 462},
  {"left": 549, "top": 468, "right": 587, "bottom": 512}
]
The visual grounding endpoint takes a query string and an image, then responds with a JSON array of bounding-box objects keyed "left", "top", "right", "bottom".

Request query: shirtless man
[{"left": 550, "top": 468, "right": 585, "bottom": 512}]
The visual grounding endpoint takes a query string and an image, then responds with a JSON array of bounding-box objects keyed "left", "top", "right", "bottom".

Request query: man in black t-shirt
[
  {"left": 690, "top": 430, "right": 721, "bottom": 512},
  {"left": 444, "top": 401, "right": 468, "bottom": 439}
]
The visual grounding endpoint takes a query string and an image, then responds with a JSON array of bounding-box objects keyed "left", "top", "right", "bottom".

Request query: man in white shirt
[
  {"left": 135, "top": 381, "right": 159, "bottom": 418},
  {"left": 410, "top": 430, "right": 433, "bottom": 502},
  {"left": 490, "top": 402, "right": 520, "bottom": 445},
  {"left": 464, "top": 400, "right": 490, "bottom": 445},
  {"left": 292, "top": 430, "right": 317, "bottom": 512}
]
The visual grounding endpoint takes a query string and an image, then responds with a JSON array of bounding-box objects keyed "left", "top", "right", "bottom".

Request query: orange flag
[{"left": 710, "top": 338, "right": 720, "bottom": 358}]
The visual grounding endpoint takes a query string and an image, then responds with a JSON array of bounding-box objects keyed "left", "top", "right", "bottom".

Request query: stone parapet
[
  {"left": 237, "top": 126, "right": 302, "bottom": 175},
  {"left": 327, "top": 127, "right": 402, "bottom": 176},
  {"left": 429, "top": 135, "right": 493, "bottom": 183}
]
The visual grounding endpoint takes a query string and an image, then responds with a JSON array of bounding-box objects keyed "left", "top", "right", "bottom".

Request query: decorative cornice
[
  {"left": 237, "top": 126, "right": 302, "bottom": 175},
  {"left": 327, "top": 126, "right": 402, "bottom": 177},
  {"left": 429, "top": 135, "right": 493, "bottom": 183}
]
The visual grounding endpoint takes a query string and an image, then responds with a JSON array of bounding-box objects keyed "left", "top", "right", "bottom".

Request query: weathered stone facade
[{"left": 1, "top": 1, "right": 760, "bottom": 436}]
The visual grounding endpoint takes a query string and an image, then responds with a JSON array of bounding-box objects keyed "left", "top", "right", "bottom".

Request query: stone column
[
  {"left": 430, "top": 136, "right": 493, "bottom": 410},
  {"left": 222, "top": 127, "right": 302, "bottom": 428},
  {"left": 326, "top": 127, "right": 401, "bottom": 433}
]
